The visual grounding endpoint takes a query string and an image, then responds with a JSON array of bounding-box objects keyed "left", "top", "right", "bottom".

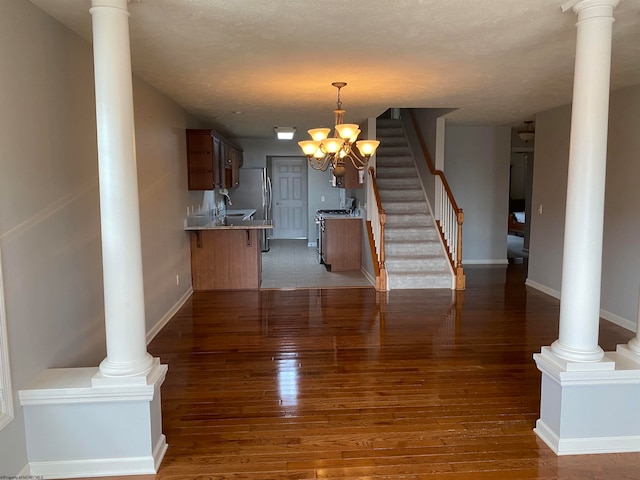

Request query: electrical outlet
[
  {"left": 176, "top": 274, "right": 179, "bottom": 286},
  {"left": 321, "top": 196, "right": 325, "bottom": 202},
  {"left": 538, "top": 204, "right": 543, "bottom": 214}
]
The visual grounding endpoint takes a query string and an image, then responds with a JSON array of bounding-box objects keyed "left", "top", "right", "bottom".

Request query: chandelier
[
  {"left": 518, "top": 121, "right": 535, "bottom": 143},
  {"left": 298, "top": 82, "right": 380, "bottom": 177}
]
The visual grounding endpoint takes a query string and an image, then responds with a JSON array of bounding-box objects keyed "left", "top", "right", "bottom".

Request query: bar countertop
[{"left": 185, "top": 217, "right": 273, "bottom": 231}]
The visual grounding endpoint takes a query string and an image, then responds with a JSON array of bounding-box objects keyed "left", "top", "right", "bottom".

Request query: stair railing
[
  {"left": 367, "top": 167, "right": 387, "bottom": 291},
  {"left": 408, "top": 109, "right": 465, "bottom": 290}
]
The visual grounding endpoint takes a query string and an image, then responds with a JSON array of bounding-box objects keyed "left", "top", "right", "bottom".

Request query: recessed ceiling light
[{"left": 274, "top": 126, "right": 296, "bottom": 140}]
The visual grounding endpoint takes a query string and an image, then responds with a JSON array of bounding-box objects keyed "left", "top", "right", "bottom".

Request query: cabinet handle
[{"left": 246, "top": 230, "right": 251, "bottom": 246}]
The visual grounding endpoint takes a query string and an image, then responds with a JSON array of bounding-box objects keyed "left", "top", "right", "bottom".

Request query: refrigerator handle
[{"left": 265, "top": 176, "right": 273, "bottom": 220}]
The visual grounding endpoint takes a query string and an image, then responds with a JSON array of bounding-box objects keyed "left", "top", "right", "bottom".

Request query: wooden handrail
[
  {"left": 408, "top": 110, "right": 461, "bottom": 214},
  {"left": 407, "top": 110, "right": 465, "bottom": 290},
  {"left": 368, "top": 167, "right": 387, "bottom": 291},
  {"left": 369, "top": 166, "right": 384, "bottom": 214}
]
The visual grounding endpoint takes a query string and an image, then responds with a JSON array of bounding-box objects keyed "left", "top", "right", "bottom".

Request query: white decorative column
[
  {"left": 533, "top": 0, "right": 640, "bottom": 457},
  {"left": 91, "top": 0, "right": 154, "bottom": 378},
  {"left": 19, "top": 1, "right": 168, "bottom": 477},
  {"left": 550, "top": 0, "right": 618, "bottom": 363}
]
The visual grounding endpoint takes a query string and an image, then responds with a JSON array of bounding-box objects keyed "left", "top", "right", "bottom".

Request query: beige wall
[{"left": 0, "top": 1, "right": 196, "bottom": 473}]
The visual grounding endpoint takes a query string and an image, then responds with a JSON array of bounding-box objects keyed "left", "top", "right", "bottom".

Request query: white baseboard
[
  {"left": 524, "top": 278, "right": 560, "bottom": 299},
  {"left": 525, "top": 279, "right": 635, "bottom": 333},
  {"left": 18, "top": 464, "right": 31, "bottom": 477},
  {"left": 27, "top": 434, "right": 166, "bottom": 479},
  {"left": 600, "top": 310, "right": 636, "bottom": 333},
  {"left": 146, "top": 287, "right": 193, "bottom": 344},
  {"left": 360, "top": 268, "right": 376, "bottom": 288},
  {"left": 463, "top": 259, "right": 509, "bottom": 265},
  {"left": 536, "top": 417, "right": 640, "bottom": 455}
]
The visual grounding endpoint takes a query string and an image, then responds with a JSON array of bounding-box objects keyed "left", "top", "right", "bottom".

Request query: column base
[
  {"left": 534, "top": 346, "right": 640, "bottom": 455},
  {"left": 19, "top": 358, "right": 168, "bottom": 479}
]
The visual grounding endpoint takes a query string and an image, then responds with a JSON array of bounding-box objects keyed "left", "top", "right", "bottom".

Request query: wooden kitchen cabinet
[
  {"left": 190, "top": 229, "right": 261, "bottom": 290},
  {"left": 222, "top": 141, "right": 243, "bottom": 188},
  {"left": 323, "top": 218, "right": 362, "bottom": 271},
  {"left": 186, "top": 129, "right": 243, "bottom": 190},
  {"left": 342, "top": 160, "right": 363, "bottom": 189}
]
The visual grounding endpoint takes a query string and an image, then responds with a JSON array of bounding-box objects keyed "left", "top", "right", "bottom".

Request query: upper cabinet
[
  {"left": 342, "top": 161, "right": 362, "bottom": 189},
  {"left": 186, "top": 129, "right": 243, "bottom": 190}
]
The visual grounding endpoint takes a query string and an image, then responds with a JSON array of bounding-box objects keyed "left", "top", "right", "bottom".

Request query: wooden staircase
[{"left": 375, "top": 118, "right": 453, "bottom": 289}]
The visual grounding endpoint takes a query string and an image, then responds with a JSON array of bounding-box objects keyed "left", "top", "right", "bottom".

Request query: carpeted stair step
[
  {"left": 382, "top": 201, "right": 429, "bottom": 215},
  {"left": 376, "top": 157, "right": 415, "bottom": 168},
  {"left": 376, "top": 177, "right": 422, "bottom": 189},
  {"left": 376, "top": 135, "right": 406, "bottom": 147},
  {"left": 387, "top": 271, "right": 453, "bottom": 289},
  {"left": 376, "top": 145, "right": 412, "bottom": 157},
  {"left": 385, "top": 213, "right": 434, "bottom": 227},
  {"left": 376, "top": 166, "right": 417, "bottom": 178},
  {"left": 386, "top": 254, "right": 450, "bottom": 271},
  {"left": 386, "top": 240, "right": 443, "bottom": 256},
  {"left": 385, "top": 226, "right": 440, "bottom": 242},
  {"left": 379, "top": 188, "right": 425, "bottom": 202}
]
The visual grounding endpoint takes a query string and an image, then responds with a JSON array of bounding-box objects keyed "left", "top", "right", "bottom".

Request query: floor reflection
[{"left": 276, "top": 352, "right": 299, "bottom": 407}]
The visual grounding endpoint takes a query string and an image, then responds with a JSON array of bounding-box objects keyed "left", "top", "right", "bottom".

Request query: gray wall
[
  {"left": 528, "top": 84, "right": 640, "bottom": 330},
  {"left": 0, "top": 1, "right": 196, "bottom": 473},
  {"left": 444, "top": 126, "right": 512, "bottom": 264},
  {"left": 405, "top": 108, "right": 457, "bottom": 212}
]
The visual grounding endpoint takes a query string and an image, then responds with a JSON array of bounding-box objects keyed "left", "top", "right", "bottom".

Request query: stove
[
  {"left": 316, "top": 209, "right": 351, "bottom": 215},
  {"left": 315, "top": 209, "right": 352, "bottom": 265}
]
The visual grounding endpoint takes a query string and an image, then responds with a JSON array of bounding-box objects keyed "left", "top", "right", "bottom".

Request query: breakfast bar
[{"left": 185, "top": 210, "right": 273, "bottom": 290}]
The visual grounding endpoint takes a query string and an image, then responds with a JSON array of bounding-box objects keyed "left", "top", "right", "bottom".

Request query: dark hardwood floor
[{"left": 90, "top": 264, "right": 640, "bottom": 479}]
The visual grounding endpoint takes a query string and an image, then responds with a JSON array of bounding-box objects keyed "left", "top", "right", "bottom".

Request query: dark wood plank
[{"left": 74, "top": 264, "right": 639, "bottom": 479}]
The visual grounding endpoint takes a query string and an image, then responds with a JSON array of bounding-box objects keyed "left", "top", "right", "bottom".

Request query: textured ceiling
[{"left": 29, "top": 0, "right": 640, "bottom": 140}]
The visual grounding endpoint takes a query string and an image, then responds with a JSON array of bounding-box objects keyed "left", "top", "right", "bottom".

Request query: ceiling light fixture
[
  {"left": 518, "top": 121, "right": 535, "bottom": 143},
  {"left": 274, "top": 126, "right": 296, "bottom": 140},
  {"left": 298, "top": 82, "right": 380, "bottom": 178}
]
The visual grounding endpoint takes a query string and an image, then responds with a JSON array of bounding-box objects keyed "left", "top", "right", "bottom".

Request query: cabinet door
[
  {"left": 212, "top": 136, "right": 224, "bottom": 188},
  {"left": 324, "top": 218, "right": 362, "bottom": 271},
  {"left": 229, "top": 146, "right": 241, "bottom": 187},
  {"left": 343, "top": 160, "right": 363, "bottom": 189},
  {"left": 186, "top": 130, "right": 214, "bottom": 190}
]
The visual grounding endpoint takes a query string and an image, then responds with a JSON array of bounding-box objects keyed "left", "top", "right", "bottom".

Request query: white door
[{"left": 272, "top": 157, "right": 307, "bottom": 239}]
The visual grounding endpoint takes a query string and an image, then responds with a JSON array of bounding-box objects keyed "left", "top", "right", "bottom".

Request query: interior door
[{"left": 272, "top": 157, "right": 307, "bottom": 239}]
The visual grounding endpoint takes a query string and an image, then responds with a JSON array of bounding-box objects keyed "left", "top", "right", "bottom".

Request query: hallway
[{"left": 79, "top": 263, "right": 640, "bottom": 479}]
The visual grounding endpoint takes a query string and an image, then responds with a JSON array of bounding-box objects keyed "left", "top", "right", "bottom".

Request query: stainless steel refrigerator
[{"left": 227, "top": 168, "right": 272, "bottom": 252}]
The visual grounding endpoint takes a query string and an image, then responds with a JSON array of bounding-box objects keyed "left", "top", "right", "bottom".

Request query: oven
[{"left": 315, "top": 209, "right": 351, "bottom": 264}]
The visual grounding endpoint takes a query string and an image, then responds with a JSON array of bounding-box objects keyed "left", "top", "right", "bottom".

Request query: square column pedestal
[
  {"left": 19, "top": 358, "right": 167, "bottom": 478},
  {"left": 534, "top": 346, "right": 640, "bottom": 455}
]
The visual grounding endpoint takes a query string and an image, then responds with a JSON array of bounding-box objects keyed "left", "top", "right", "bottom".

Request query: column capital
[
  {"left": 561, "top": 0, "right": 621, "bottom": 15},
  {"left": 90, "top": 0, "right": 130, "bottom": 13}
]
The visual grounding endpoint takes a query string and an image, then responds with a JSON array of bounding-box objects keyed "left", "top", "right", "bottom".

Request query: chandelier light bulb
[
  {"left": 356, "top": 140, "right": 380, "bottom": 157},
  {"left": 308, "top": 128, "right": 330, "bottom": 142},
  {"left": 298, "top": 140, "right": 320, "bottom": 156},
  {"left": 322, "top": 138, "right": 345, "bottom": 154},
  {"left": 335, "top": 123, "right": 359, "bottom": 140}
]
